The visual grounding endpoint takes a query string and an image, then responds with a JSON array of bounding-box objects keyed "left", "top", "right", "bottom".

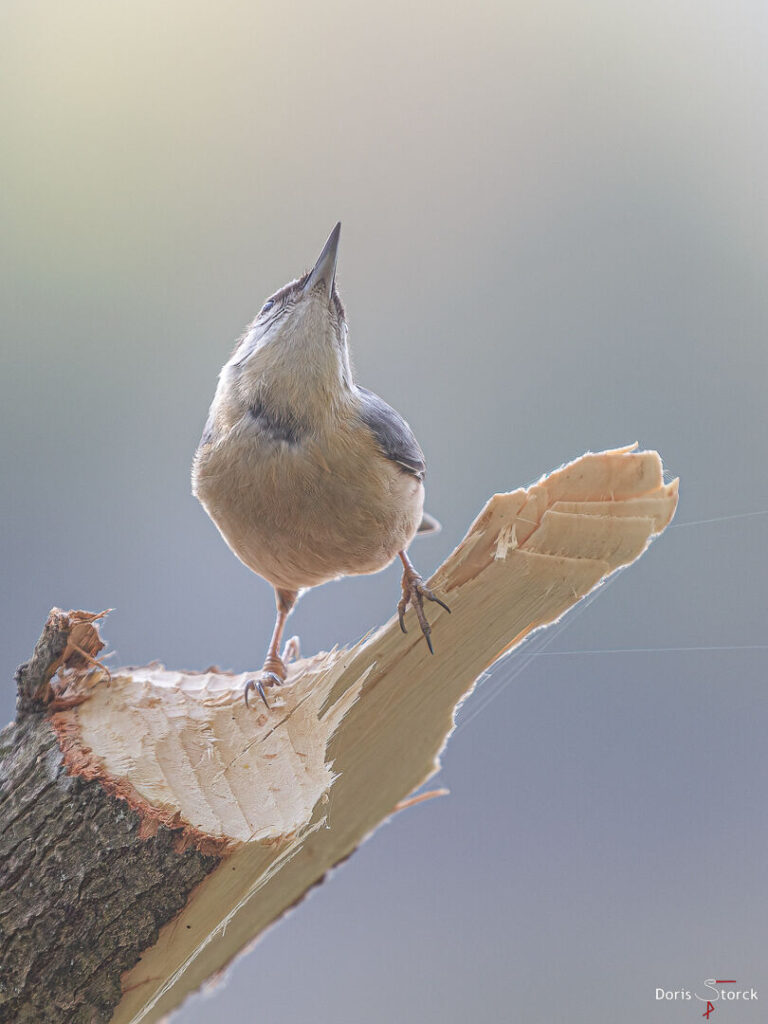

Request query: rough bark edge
[
  {"left": 49, "top": 713, "right": 234, "bottom": 859},
  {"left": 12, "top": 609, "right": 231, "bottom": 859},
  {"left": 15, "top": 610, "right": 107, "bottom": 715}
]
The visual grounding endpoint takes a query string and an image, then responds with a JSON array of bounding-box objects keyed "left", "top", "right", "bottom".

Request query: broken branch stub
[{"left": 11, "top": 445, "right": 678, "bottom": 1023}]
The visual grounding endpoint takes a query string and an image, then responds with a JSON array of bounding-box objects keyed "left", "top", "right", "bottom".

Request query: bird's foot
[
  {"left": 397, "top": 565, "right": 451, "bottom": 654},
  {"left": 244, "top": 654, "right": 287, "bottom": 710}
]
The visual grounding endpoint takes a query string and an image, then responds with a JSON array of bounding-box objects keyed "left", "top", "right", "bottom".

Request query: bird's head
[{"left": 225, "top": 223, "right": 352, "bottom": 416}]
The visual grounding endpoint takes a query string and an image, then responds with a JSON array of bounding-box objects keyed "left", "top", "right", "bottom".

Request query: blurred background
[{"left": 2, "top": 1, "right": 767, "bottom": 1021}]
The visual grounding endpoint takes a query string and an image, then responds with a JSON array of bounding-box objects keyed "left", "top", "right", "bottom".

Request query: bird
[{"left": 192, "top": 223, "right": 449, "bottom": 708}]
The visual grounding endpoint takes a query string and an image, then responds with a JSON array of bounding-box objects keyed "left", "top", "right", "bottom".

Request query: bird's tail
[{"left": 417, "top": 512, "right": 441, "bottom": 534}]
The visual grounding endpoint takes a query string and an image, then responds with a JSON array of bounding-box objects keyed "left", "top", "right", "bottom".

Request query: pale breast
[{"left": 193, "top": 416, "right": 424, "bottom": 590}]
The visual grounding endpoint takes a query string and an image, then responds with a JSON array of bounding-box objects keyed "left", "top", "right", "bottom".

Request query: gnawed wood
[{"left": 2, "top": 446, "right": 678, "bottom": 1024}]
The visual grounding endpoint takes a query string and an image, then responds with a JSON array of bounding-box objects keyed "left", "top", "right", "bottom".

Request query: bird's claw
[
  {"left": 244, "top": 670, "right": 284, "bottom": 710},
  {"left": 397, "top": 570, "right": 451, "bottom": 654}
]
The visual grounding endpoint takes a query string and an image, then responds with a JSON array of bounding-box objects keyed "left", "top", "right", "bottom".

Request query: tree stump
[{"left": 0, "top": 446, "right": 678, "bottom": 1023}]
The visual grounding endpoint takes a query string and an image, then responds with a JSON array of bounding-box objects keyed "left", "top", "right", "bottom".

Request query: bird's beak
[{"left": 305, "top": 222, "right": 341, "bottom": 301}]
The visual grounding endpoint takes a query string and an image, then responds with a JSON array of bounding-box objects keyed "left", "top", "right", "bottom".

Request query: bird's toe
[
  {"left": 244, "top": 670, "right": 285, "bottom": 710},
  {"left": 397, "top": 568, "right": 450, "bottom": 653}
]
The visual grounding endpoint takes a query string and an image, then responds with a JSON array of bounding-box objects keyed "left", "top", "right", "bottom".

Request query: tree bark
[
  {"left": 0, "top": 446, "right": 678, "bottom": 1024},
  {"left": 0, "top": 709, "right": 219, "bottom": 1023}
]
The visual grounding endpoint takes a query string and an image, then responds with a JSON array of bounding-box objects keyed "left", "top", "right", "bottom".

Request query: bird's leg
[
  {"left": 397, "top": 550, "right": 451, "bottom": 654},
  {"left": 244, "top": 588, "right": 299, "bottom": 709}
]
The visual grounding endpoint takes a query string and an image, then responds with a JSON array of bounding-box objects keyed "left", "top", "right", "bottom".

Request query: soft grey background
[{"left": 2, "top": 1, "right": 767, "bottom": 1022}]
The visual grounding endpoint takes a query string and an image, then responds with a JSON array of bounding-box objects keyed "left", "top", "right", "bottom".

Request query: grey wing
[
  {"left": 198, "top": 408, "right": 216, "bottom": 447},
  {"left": 356, "top": 386, "right": 426, "bottom": 481}
]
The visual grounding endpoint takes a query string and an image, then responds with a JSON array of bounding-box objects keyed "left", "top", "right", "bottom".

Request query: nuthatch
[{"left": 192, "top": 223, "right": 449, "bottom": 708}]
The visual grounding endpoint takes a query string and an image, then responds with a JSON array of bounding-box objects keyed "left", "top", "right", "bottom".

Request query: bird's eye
[{"left": 261, "top": 299, "right": 275, "bottom": 315}]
